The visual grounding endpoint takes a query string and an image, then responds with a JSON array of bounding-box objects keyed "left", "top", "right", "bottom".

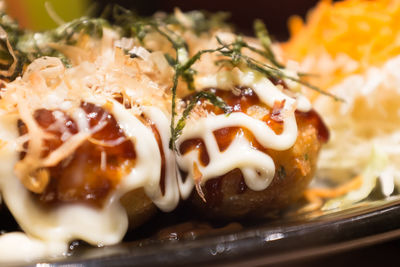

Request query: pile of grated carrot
[{"left": 283, "top": 0, "right": 400, "bottom": 71}]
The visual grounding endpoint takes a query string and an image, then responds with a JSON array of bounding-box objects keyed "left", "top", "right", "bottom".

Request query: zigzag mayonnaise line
[
  {"left": 177, "top": 69, "right": 312, "bottom": 198},
  {"left": 0, "top": 33, "right": 179, "bottom": 261},
  {"left": 0, "top": 7, "right": 329, "bottom": 263}
]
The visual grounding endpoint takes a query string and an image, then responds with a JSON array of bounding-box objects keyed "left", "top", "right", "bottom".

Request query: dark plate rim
[{"left": 33, "top": 197, "right": 400, "bottom": 267}]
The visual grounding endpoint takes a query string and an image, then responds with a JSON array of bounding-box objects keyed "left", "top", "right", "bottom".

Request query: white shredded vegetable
[
  {"left": 314, "top": 55, "right": 400, "bottom": 198},
  {"left": 322, "top": 147, "right": 388, "bottom": 210}
]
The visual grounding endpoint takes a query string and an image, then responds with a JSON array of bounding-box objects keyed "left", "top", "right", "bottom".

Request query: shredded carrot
[
  {"left": 282, "top": 0, "right": 400, "bottom": 94},
  {"left": 300, "top": 175, "right": 363, "bottom": 213},
  {"left": 284, "top": 0, "right": 400, "bottom": 66}
]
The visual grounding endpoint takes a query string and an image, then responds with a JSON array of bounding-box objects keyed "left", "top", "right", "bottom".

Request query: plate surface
[{"left": 30, "top": 196, "right": 400, "bottom": 267}]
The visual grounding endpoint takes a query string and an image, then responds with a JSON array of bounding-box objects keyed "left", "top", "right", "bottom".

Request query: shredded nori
[{"left": 0, "top": 5, "right": 340, "bottom": 149}]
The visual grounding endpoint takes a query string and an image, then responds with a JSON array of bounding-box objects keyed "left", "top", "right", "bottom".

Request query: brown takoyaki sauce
[
  {"left": 179, "top": 87, "right": 328, "bottom": 168},
  {"left": 18, "top": 102, "right": 137, "bottom": 207},
  {"left": 179, "top": 138, "right": 210, "bottom": 167},
  {"left": 296, "top": 109, "right": 330, "bottom": 143},
  {"left": 178, "top": 88, "right": 329, "bottom": 210}
]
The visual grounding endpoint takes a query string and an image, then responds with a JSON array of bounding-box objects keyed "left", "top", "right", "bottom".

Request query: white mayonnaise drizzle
[
  {"left": 0, "top": 232, "right": 67, "bottom": 263},
  {"left": 142, "top": 106, "right": 180, "bottom": 211},
  {"left": 0, "top": 59, "right": 179, "bottom": 262},
  {"left": 0, "top": 98, "right": 179, "bottom": 263},
  {"left": 176, "top": 69, "right": 311, "bottom": 199},
  {"left": 0, "top": 26, "right": 312, "bottom": 263}
]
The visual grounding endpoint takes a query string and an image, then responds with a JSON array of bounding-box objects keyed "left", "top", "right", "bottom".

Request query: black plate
[{"left": 27, "top": 196, "right": 400, "bottom": 267}]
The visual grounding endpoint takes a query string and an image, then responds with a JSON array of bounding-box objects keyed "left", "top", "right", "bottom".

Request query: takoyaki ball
[
  {"left": 190, "top": 110, "right": 328, "bottom": 219},
  {"left": 120, "top": 188, "right": 158, "bottom": 229},
  {"left": 16, "top": 102, "right": 162, "bottom": 229},
  {"left": 178, "top": 87, "right": 329, "bottom": 220}
]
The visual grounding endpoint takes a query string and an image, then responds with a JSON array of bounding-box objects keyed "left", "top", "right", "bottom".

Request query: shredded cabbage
[
  {"left": 283, "top": 0, "right": 400, "bottom": 209},
  {"left": 313, "top": 55, "right": 400, "bottom": 205},
  {"left": 323, "top": 147, "right": 388, "bottom": 210}
]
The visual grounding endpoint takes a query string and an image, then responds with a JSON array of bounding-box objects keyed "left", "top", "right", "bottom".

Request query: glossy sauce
[
  {"left": 179, "top": 138, "right": 210, "bottom": 167},
  {"left": 180, "top": 88, "right": 328, "bottom": 157},
  {"left": 295, "top": 109, "right": 330, "bottom": 143},
  {"left": 19, "top": 102, "right": 137, "bottom": 207},
  {"left": 179, "top": 87, "right": 329, "bottom": 204},
  {"left": 179, "top": 87, "right": 287, "bottom": 162}
]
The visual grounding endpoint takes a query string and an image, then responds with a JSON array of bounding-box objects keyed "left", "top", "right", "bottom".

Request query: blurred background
[{"left": 4, "top": 0, "right": 319, "bottom": 40}]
